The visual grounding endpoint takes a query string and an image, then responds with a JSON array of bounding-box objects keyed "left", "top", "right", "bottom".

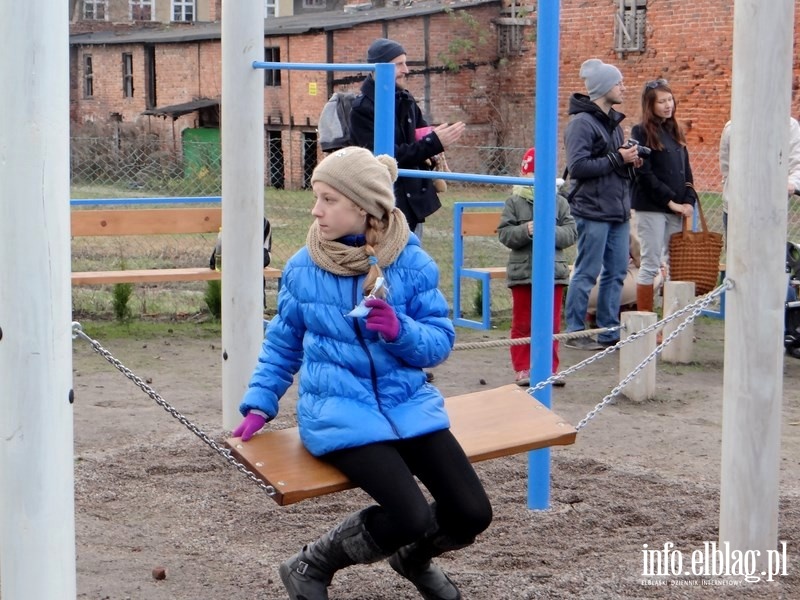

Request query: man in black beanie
[{"left": 350, "top": 38, "right": 465, "bottom": 240}]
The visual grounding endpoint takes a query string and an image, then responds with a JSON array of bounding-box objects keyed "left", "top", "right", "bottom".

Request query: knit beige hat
[{"left": 311, "top": 147, "right": 397, "bottom": 219}]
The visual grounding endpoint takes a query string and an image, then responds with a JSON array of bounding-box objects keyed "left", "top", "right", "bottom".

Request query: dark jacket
[
  {"left": 497, "top": 185, "right": 577, "bottom": 287},
  {"left": 563, "top": 93, "right": 634, "bottom": 223},
  {"left": 630, "top": 123, "right": 697, "bottom": 212},
  {"left": 350, "top": 77, "right": 444, "bottom": 229}
]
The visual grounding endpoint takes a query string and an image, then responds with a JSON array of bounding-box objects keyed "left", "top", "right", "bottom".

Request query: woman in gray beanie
[{"left": 234, "top": 146, "right": 492, "bottom": 600}]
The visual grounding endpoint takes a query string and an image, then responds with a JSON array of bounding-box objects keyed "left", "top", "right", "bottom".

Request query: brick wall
[
  {"left": 557, "top": 0, "right": 800, "bottom": 190},
  {"left": 70, "top": 0, "right": 800, "bottom": 191}
]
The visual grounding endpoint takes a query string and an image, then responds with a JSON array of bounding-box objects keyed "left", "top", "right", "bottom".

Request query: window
[
  {"left": 496, "top": 5, "right": 535, "bottom": 58},
  {"left": 267, "top": 130, "right": 285, "bottom": 189},
  {"left": 302, "top": 132, "right": 318, "bottom": 189},
  {"left": 264, "top": 0, "right": 277, "bottom": 18},
  {"left": 122, "top": 53, "right": 134, "bottom": 98},
  {"left": 302, "top": 0, "right": 326, "bottom": 7},
  {"left": 83, "top": 55, "right": 94, "bottom": 98},
  {"left": 144, "top": 45, "right": 157, "bottom": 110},
  {"left": 614, "top": 0, "right": 647, "bottom": 53},
  {"left": 172, "top": 0, "right": 195, "bottom": 22},
  {"left": 264, "top": 47, "right": 281, "bottom": 87},
  {"left": 130, "top": 0, "right": 153, "bottom": 21},
  {"left": 83, "top": 0, "right": 108, "bottom": 20}
]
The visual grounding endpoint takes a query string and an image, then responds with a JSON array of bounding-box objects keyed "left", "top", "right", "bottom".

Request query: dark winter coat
[
  {"left": 350, "top": 77, "right": 444, "bottom": 230},
  {"left": 563, "top": 93, "right": 634, "bottom": 223},
  {"left": 497, "top": 185, "right": 577, "bottom": 287},
  {"left": 630, "top": 123, "right": 697, "bottom": 212}
]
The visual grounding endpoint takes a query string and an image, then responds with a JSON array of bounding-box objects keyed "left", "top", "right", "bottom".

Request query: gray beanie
[
  {"left": 580, "top": 58, "right": 622, "bottom": 101},
  {"left": 367, "top": 38, "right": 406, "bottom": 64},
  {"left": 311, "top": 147, "right": 398, "bottom": 219}
]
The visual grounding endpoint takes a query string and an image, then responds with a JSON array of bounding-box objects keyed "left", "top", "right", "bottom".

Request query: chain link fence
[{"left": 71, "top": 136, "right": 785, "bottom": 322}]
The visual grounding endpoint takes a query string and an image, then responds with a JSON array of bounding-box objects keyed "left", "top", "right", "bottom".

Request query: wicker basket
[{"left": 668, "top": 200, "right": 724, "bottom": 295}]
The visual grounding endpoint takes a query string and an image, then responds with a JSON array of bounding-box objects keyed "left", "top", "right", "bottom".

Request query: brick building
[{"left": 69, "top": 0, "right": 800, "bottom": 191}]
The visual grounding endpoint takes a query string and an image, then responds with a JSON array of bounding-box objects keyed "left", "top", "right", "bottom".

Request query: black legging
[{"left": 323, "top": 429, "right": 493, "bottom": 553}]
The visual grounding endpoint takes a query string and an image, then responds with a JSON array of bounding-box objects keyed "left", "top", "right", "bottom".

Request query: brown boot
[{"left": 636, "top": 283, "right": 655, "bottom": 313}]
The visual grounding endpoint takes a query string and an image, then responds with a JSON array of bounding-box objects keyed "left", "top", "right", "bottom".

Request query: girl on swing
[{"left": 233, "top": 146, "right": 492, "bottom": 600}]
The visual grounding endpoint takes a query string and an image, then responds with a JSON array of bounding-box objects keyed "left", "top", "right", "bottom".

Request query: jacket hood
[
  {"left": 511, "top": 184, "right": 534, "bottom": 203},
  {"left": 568, "top": 93, "right": 626, "bottom": 129}
]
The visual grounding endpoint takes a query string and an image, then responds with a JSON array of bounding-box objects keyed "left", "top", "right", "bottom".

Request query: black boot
[
  {"left": 279, "top": 508, "right": 388, "bottom": 600},
  {"left": 388, "top": 528, "right": 471, "bottom": 600}
]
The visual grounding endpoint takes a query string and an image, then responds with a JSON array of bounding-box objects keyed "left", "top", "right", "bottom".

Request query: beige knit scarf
[{"left": 306, "top": 208, "right": 411, "bottom": 276}]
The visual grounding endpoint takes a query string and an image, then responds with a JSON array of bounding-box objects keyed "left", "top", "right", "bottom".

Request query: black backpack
[
  {"left": 209, "top": 218, "right": 272, "bottom": 270},
  {"left": 318, "top": 91, "right": 357, "bottom": 153}
]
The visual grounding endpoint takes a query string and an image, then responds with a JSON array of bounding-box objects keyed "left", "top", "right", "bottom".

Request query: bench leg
[
  {"left": 701, "top": 268, "right": 726, "bottom": 320},
  {"left": 453, "top": 273, "right": 493, "bottom": 330},
  {"left": 481, "top": 274, "right": 491, "bottom": 330}
]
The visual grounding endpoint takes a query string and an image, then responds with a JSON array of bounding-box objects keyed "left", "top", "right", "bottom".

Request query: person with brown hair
[
  {"left": 233, "top": 146, "right": 492, "bottom": 600},
  {"left": 630, "top": 79, "right": 696, "bottom": 310}
]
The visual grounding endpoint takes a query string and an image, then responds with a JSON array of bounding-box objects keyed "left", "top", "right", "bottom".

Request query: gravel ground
[{"left": 69, "top": 318, "right": 800, "bottom": 599}]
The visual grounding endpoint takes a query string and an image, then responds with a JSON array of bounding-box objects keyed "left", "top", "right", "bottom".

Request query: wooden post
[
  {"left": 619, "top": 312, "right": 657, "bottom": 401},
  {"left": 720, "top": 0, "right": 793, "bottom": 567},
  {"left": 661, "top": 281, "right": 695, "bottom": 364},
  {"left": 220, "top": 0, "right": 266, "bottom": 429},
  {"left": 0, "top": 0, "right": 76, "bottom": 597}
]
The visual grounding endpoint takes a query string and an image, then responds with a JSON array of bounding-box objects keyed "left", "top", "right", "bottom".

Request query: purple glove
[
  {"left": 232, "top": 410, "right": 267, "bottom": 441},
  {"left": 364, "top": 298, "right": 400, "bottom": 342}
]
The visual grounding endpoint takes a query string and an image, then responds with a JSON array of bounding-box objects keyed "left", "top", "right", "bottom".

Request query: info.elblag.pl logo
[{"left": 641, "top": 541, "right": 789, "bottom": 585}]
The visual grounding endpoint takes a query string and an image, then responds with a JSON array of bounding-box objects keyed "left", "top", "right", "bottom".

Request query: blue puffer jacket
[{"left": 239, "top": 236, "right": 455, "bottom": 457}]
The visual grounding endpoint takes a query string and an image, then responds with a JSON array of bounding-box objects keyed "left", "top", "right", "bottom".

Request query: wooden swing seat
[{"left": 225, "top": 384, "right": 577, "bottom": 505}]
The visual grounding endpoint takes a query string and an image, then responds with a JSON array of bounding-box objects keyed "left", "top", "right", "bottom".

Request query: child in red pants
[{"left": 498, "top": 148, "right": 577, "bottom": 386}]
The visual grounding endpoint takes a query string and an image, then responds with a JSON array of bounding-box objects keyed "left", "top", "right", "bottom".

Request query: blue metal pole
[
  {"left": 373, "top": 63, "right": 396, "bottom": 156},
  {"left": 252, "top": 61, "right": 375, "bottom": 73},
  {"left": 527, "top": 0, "right": 561, "bottom": 511},
  {"left": 70, "top": 197, "right": 221, "bottom": 206},
  {"left": 398, "top": 169, "right": 540, "bottom": 187}
]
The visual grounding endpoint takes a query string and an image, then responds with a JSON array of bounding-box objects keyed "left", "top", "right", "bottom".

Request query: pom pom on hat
[
  {"left": 521, "top": 148, "right": 535, "bottom": 175},
  {"left": 367, "top": 38, "right": 407, "bottom": 64},
  {"left": 311, "top": 147, "right": 397, "bottom": 219},
  {"left": 580, "top": 58, "right": 623, "bottom": 101}
]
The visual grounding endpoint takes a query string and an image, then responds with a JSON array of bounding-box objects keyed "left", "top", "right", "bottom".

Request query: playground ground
[{"left": 69, "top": 316, "right": 800, "bottom": 599}]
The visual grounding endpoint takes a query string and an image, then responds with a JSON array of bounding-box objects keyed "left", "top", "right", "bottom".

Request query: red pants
[{"left": 510, "top": 284, "right": 564, "bottom": 373}]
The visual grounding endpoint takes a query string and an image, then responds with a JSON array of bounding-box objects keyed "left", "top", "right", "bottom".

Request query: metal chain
[
  {"left": 572, "top": 281, "right": 730, "bottom": 431},
  {"left": 69, "top": 280, "right": 731, "bottom": 488},
  {"left": 71, "top": 322, "right": 277, "bottom": 497}
]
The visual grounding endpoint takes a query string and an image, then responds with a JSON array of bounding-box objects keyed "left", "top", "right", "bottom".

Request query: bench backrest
[
  {"left": 453, "top": 201, "right": 507, "bottom": 274},
  {"left": 71, "top": 207, "right": 222, "bottom": 237},
  {"left": 460, "top": 211, "right": 502, "bottom": 236}
]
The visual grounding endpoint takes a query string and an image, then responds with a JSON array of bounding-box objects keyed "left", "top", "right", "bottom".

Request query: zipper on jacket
[{"left": 350, "top": 279, "right": 400, "bottom": 436}]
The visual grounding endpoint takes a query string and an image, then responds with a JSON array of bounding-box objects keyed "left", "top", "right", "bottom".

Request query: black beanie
[{"left": 367, "top": 38, "right": 406, "bottom": 64}]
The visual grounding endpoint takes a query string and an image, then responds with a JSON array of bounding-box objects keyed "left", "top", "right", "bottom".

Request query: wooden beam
[{"left": 71, "top": 208, "right": 222, "bottom": 236}]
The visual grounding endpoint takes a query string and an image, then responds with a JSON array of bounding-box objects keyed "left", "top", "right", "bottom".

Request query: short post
[
  {"left": 620, "top": 311, "right": 657, "bottom": 401},
  {"left": 662, "top": 281, "right": 695, "bottom": 364}
]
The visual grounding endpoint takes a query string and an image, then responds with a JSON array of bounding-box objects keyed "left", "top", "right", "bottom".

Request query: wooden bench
[
  {"left": 70, "top": 207, "right": 282, "bottom": 285},
  {"left": 452, "top": 201, "right": 507, "bottom": 330},
  {"left": 226, "top": 384, "right": 577, "bottom": 505}
]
